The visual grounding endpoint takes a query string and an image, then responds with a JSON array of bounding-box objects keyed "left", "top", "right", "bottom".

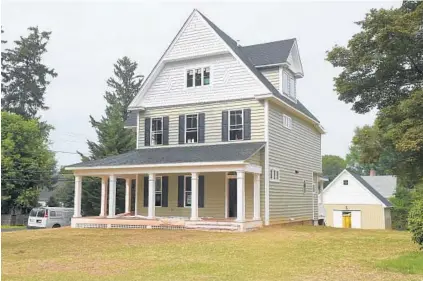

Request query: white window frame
[
  {"left": 185, "top": 66, "right": 211, "bottom": 88},
  {"left": 184, "top": 175, "right": 192, "bottom": 208},
  {"left": 185, "top": 114, "right": 199, "bottom": 144},
  {"left": 280, "top": 68, "right": 296, "bottom": 101},
  {"left": 282, "top": 114, "right": 292, "bottom": 129},
  {"left": 343, "top": 180, "right": 349, "bottom": 185},
  {"left": 270, "top": 167, "right": 280, "bottom": 182},
  {"left": 154, "top": 176, "right": 163, "bottom": 207},
  {"left": 150, "top": 117, "right": 164, "bottom": 146},
  {"left": 228, "top": 109, "right": 244, "bottom": 141}
]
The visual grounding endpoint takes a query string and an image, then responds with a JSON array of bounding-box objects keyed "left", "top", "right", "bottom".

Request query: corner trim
[{"left": 264, "top": 99, "right": 270, "bottom": 226}]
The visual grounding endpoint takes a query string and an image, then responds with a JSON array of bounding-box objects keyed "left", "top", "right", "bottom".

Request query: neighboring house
[
  {"left": 66, "top": 9, "right": 325, "bottom": 232},
  {"left": 319, "top": 169, "right": 395, "bottom": 230},
  {"left": 38, "top": 189, "right": 54, "bottom": 207}
]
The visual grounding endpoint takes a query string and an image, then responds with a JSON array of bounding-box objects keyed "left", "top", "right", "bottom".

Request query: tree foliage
[
  {"left": 1, "top": 27, "right": 58, "bottom": 119},
  {"left": 59, "top": 57, "right": 143, "bottom": 216},
  {"left": 326, "top": 3, "right": 423, "bottom": 113},
  {"left": 322, "top": 155, "right": 346, "bottom": 186},
  {"left": 1, "top": 112, "right": 56, "bottom": 213},
  {"left": 408, "top": 197, "right": 423, "bottom": 249}
]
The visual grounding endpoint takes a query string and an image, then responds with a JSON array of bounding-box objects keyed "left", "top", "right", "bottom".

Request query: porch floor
[{"left": 71, "top": 214, "right": 262, "bottom": 232}]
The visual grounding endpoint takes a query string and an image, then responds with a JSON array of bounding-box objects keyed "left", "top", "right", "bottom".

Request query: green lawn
[
  {"left": 2, "top": 226, "right": 422, "bottom": 281},
  {"left": 378, "top": 251, "right": 423, "bottom": 275},
  {"left": 1, "top": 225, "right": 26, "bottom": 229}
]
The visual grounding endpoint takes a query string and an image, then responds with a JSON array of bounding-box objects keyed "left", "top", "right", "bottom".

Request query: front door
[{"left": 228, "top": 178, "right": 237, "bottom": 218}]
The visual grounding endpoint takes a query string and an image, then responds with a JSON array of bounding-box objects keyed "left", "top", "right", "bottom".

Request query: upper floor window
[
  {"left": 151, "top": 117, "right": 163, "bottom": 145},
  {"left": 343, "top": 180, "right": 348, "bottom": 185},
  {"left": 186, "top": 67, "right": 210, "bottom": 88},
  {"left": 185, "top": 114, "right": 198, "bottom": 143},
  {"left": 229, "top": 110, "right": 243, "bottom": 141},
  {"left": 282, "top": 114, "right": 292, "bottom": 129},
  {"left": 155, "top": 176, "right": 162, "bottom": 207},
  {"left": 282, "top": 70, "right": 296, "bottom": 100}
]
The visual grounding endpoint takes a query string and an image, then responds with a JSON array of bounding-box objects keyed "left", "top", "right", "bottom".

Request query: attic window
[
  {"left": 343, "top": 180, "right": 348, "bottom": 185},
  {"left": 186, "top": 67, "right": 211, "bottom": 88},
  {"left": 282, "top": 70, "right": 296, "bottom": 100}
]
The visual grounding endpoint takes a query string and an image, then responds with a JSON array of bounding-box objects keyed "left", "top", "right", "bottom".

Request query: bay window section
[
  {"left": 229, "top": 110, "right": 243, "bottom": 141},
  {"left": 151, "top": 117, "right": 163, "bottom": 145},
  {"left": 185, "top": 114, "right": 198, "bottom": 143}
]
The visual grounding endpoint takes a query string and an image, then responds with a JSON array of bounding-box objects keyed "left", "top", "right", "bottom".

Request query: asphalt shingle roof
[
  {"left": 346, "top": 169, "right": 393, "bottom": 207},
  {"left": 362, "top": 176, "right": 397, "bottom": 199},
  {"left": 67, "top": 142, "right": 265, "bottom": 168},
  {"left": 198, "top": 11, "right": 319, "bottom": 123},
  {"left": 241, "top": 39, "right": 296, "bottom": 67}
]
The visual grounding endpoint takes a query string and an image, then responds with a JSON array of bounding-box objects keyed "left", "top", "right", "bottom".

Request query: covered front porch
[{"left": 66, "top": 142, "right": 265, "bottom": 232}]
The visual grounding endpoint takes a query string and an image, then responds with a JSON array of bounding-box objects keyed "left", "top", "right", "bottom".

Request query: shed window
[{"left": 343, "top": 180, "right": 348, "bottom": 185}]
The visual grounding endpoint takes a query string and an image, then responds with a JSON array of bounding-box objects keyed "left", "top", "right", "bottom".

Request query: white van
[{"left": 27, "top": 207, "right": 74, "bottom": 228}]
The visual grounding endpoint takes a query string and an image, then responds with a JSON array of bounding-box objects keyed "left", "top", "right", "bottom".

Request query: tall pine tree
[{"left": 76, "top": 57, "right": 143, "bottom": 215}]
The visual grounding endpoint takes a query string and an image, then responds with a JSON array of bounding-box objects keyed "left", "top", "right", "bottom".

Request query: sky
[{"left": 1, "top": 0, "right": 401, "bottom": 167}]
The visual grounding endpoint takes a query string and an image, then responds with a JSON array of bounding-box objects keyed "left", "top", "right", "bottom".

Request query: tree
[
  {"left": 322, "top": 155, "right": 346, "bottom": 186},
  {"left": 408, "top": 197, "right": 423, "bottom": 249},
  {"left": 1, "top": 27, "right": 58, "bottom": 119},
  {"left": 64, "top": 57, "right": 143, "bottom": 216},
  {"left": 1, "top": 112, "right": 56, "bottom": 213},
  {"left": 47, "top": 196, "right": 59, "bottom": 207},
  {"left": 326, "top": 3, "right": 423, "bottom": 113}
]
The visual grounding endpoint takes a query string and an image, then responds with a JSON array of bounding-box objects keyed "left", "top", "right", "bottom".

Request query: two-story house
[{"left": 66, "top": 9, "right": 325, "bottom": 232}]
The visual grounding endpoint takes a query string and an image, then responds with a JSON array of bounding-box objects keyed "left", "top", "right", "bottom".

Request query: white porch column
[
  {"left": 253, "top": 173, "right": 261, "bottom": 220},
  {"left": 108, "top": 175, "right": 117, "bottom": 218},
  {"left": 236, "top": 171, "right": 246, "bottom": 222},
  {"left": 99, "top": 176, "right": 108, "bottom": 217},
  {"left": 125, "top": 178, "right": 132, "bottom": 213},
  {"left": 190, "top": 172, "right": 199, "bottom": 221},
  {"left": 148, "top": 173, "right": 156, "bottom": 219},
  {"left": 73, "top": 176, "right": 82, "bottom": 217}
]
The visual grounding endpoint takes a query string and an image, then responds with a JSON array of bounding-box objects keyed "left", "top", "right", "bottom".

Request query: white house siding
[
  {"left": 260, "top": 67, "right": 280, "bottom": 91},
  {"left": 137, "top": 98, "right": 265, "bottom": 147},
  {"left": 140, "top": 53, "right": 268, "bottom": 108},
  {"left": 135, "top": 172, "right": 255, "bottom": 219},
  {"left": 323, "top": 172, "right": 382, "bottom": 205},
  {"left": 164, "top": 12, "right": 228, "bottom": 61},
  {"left": 268, "top": 102, "right": 322, "bottom": 224}
]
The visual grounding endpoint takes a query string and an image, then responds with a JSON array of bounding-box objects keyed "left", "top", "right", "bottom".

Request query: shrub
[{"left": 408, "top": 198, "right": 423, "bottom": 249}]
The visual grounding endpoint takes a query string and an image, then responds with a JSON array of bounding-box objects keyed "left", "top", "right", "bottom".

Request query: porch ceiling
[{"left": 66, "top": 142, "right": 265, "bottom": 171}]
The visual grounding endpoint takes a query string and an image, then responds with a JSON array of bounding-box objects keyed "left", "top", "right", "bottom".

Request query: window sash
[
  {"left": 184, "top": 176, "right": 192, "bottom": 207},
  {"left": 186, "top": 67, "right": 211, "bottom": 88},
  {"left": 155, "top": 177, "right": 162, "bottom": 207},
  {"left": 151, "top": 117, "right": 163, "bottom": 145},
  {"left": 185, "top": 114, "right": 198, "bottom": 143},
  {"left": 229, "top": 110, "right": 243, "bottom": 141}
]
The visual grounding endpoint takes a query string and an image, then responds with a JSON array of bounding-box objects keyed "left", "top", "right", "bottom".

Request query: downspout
[{"left": 264, "top": 99, "right": 270, "bottom": 226}]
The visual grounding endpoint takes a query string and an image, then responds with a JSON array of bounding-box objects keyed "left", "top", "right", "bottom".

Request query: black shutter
[
  {"left": 177, "top": 176, "right": 184, "bottom": 207},
  {"left": 199, "top": 175, "right": 205, "bottom": 208},
  {"left": 162, "top": 176, "right": 169, "bottom": 207},
  {"left": 144, "top": 118, "right": 151, "bottom": 146},
  {"left": 179, "top": 115, "right": 185, "bottom": 144},
  {"left": 163, "top": 116, "right": 169, "bottom": 145},
  {"left": 243, "top": 109, "right": 251, "bottom": 140},
  {"left": 222, "top": 111, "right": 228, "bottom": 141},
  {"left": 198, "top": 113, "right": 205, "bottom": 143},
  {"left": 143, "top": 176, "right": 148, "bottom": 207}
]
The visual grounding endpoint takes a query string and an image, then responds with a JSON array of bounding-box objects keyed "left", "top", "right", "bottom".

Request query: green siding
[{"left": 268, "top": 102, "right": 321, "bottom": 224}]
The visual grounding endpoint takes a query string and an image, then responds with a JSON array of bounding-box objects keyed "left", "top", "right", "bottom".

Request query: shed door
[
  {"left": 351, "top": 211, "right": 362, "bottom": 229},
  {"left": 333, "top": 210, "right": 342, "bottom": 228}
]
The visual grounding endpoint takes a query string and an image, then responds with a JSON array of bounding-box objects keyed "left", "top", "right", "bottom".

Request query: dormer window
[
  {"left": 282, "top": 70, "right": 296, "bottom": 100},
  {"left": 186, "top": 67, "right": 210, "bottom": 88}
]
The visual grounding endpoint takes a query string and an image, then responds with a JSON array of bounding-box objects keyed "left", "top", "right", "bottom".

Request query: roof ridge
[{"left": 242, "top": 38, "right": 296, "bottom": 48}]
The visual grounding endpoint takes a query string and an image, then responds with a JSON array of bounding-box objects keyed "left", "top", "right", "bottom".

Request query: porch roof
[{"left": 66, "top": 142, "right": 265, "bottom": 170}]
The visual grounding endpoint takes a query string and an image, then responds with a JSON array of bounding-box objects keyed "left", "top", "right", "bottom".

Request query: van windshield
[{"left": 36, "top": 209, "right": 46, "bottom": 217}]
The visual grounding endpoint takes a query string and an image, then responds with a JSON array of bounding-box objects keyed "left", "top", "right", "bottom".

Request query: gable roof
[
  {"left": 66, "top": 142, "right": 265, "bottom": 169},
  {"left": 362, "top": 175, "right": 397, "bottom": 199},
  {"left": 240, "top": 39, "right": 296, "bottom": 67},
  {"left": 197, "top": 11, "right": 319, "bottom": 123},
  {"left": 346, "top": 169, "right": 393, "bottom": 207}
]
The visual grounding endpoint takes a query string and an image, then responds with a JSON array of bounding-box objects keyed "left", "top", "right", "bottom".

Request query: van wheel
[{"left": 52, "top": 224, "right": 61, "bottom": 228}]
